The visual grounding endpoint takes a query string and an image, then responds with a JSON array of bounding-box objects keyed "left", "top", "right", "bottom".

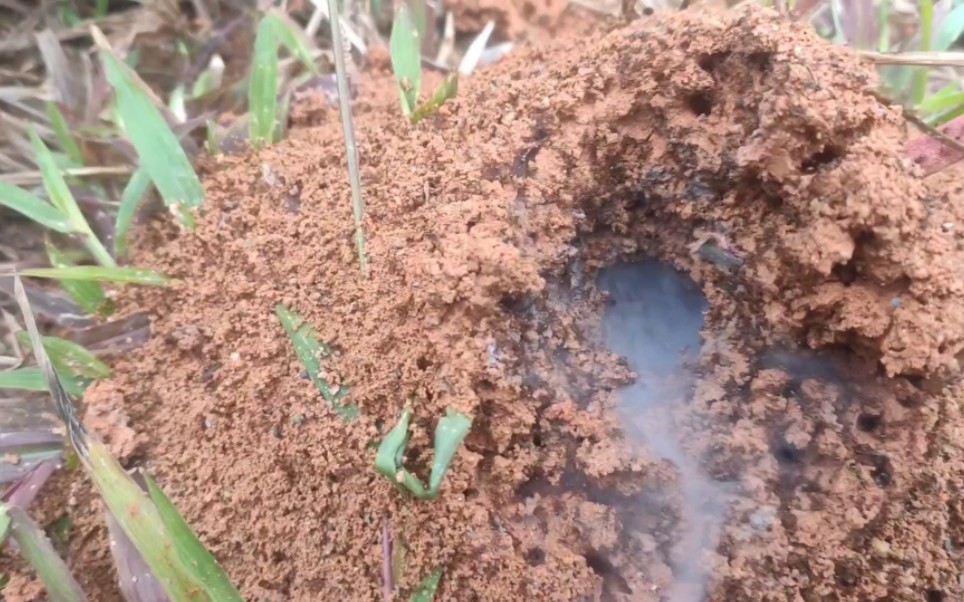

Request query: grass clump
[
  {"left": 9, "top": 276, "right": 244, "bottom": 602},
  {"left": 249, "top": 10, "right": 320, "bottom": 148},
  {"left": 375, "top": 408, "right": 472, "bottom": 500},
  {"left": 390, "top": 4, "right": 458, "bottom": 123}
]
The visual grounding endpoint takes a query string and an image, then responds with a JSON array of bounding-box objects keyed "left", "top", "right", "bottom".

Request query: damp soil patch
[{"left": 13, "top": 6, "right": 964, "bottom": 601}]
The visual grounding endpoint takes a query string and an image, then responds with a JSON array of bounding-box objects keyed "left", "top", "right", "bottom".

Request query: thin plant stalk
[{"left": 326, "top": 0, "right": 368, "bottom": 276}]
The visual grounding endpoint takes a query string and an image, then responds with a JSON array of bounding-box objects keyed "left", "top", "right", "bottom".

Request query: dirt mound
[{"left": 19, "top": 5, "right": 964, "bottom": 601}]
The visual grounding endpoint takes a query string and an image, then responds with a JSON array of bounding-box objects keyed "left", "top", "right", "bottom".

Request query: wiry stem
[{"left": 326, "top": 0, "right": 368, "bottom": 276}]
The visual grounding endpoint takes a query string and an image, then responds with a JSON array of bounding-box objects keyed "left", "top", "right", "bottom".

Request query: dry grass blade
[
  {"left": 12, "top": 276, "right": 87, "bottom": 455},
  {"left": 327, "top": 0, "right": 368, "bottom": 275},
  {"left": 859, "top": 50, "right": 964, "bottom": 66},
  {"left": 458, "top": 21, "right": 495, "bottom": 76},
  {"left": 0, "top": 165, "right": 131, "bottom": 186}
]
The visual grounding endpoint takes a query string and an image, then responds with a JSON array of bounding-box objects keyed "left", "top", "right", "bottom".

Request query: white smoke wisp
[{"left": 600, "top": 261, "right": 732, "bottom": 602}]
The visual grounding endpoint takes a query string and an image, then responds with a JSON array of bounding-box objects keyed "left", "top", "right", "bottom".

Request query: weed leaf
[
  {"left": 250, "top": 17, "right": 280, "bottom": 147},
  {"left": 268, "top": 10, "right": 320, "bottom": 75},
  {"left": 28, "top": 129, "right": 116, "bottom": 268},
  {"left": 428, "top": 410, "right": 471, "bottom": 495},
  {"left": 99, "top": 45, "right": 204, "bottom": 225},
  {"left": 390, "top": 4, "right": 422, "bottom": 117},
  {"left": 410, "top": 568, "right": 443, "bottom": 602},
  {"left": 15, "top": 333, "right": 111, "bottom": 380},
  {"left": 0, "top": 182, "right": 73, "bottom": 233},
  {"left": 275, "top": 304, "right": 359, "bottom": 419},
  {"left": 412, "top": 73, "right": 458, "bottom": 123}
]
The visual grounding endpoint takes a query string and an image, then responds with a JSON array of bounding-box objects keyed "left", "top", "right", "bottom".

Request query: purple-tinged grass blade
[
  {"left": 382, "top": 515, "right": 393, "bottom": 602},
  {"left": 0, "top": 431, "right": 65, "bottom": 485},
  {"left": 1, "top": 459, "right": 59, "bottom": 509},
  {"left": 106, "top": 510, "right": 171, "bottom": 602}
]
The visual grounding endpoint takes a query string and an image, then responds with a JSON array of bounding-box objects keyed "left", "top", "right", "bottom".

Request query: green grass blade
[
  {"left": 374, "top": 409, "right": 430, "bottom": 498},
  {"left": 268, "top": 10, "right": 320, "bottom": 75},
  {"left": 14, "top": 266, "right": 170, "bottom": 286},
  {"left": 375, "top": 408, "right": 412, "bottom": 479},
  {"left": 99, "top": 45, "right": 204, "bottom": 225},
  {"left": 15, "top": 333, "right": 111, "bottom": 380},
  {"left": 914, "top": 0, "right": 935, "bottom": 106},
  {"left": 46, "top": 240, "right": 111, "bottom": 316},
  {"left": 410, "top": 568, "right": 443, "bottom": 602},
  {"left": 0, "top": 366, "right": 87, "bottom": 397},
  {"left": 250, "top": 16, "right": 280, "bottom": 148},
  {"left": 0, "top": 367, "right": 46, "bottom": 391},
  {"left": 28, "top": 129, "right": 80, "bottom": 219},
  {"left": 0, "top": 181, "right": 74, "bottom": 233},
  {"left": 87, "top": 444, "right": 214, "bottom": 602},
  {"left": 427, "top": 410, "right": 471, "bottom": 496},
  {"left": 46, "top": 103, "right": 83, "bottom": 166},
  {"left": 937, "top": 4, "right": 964, "bottom": 51},
  {"left": 275, "top": 304, "right": 359, "bottom": 419},
  {"left": 876, "top": 0, "right": 891, "bottom": 52},
  {"left": 412, "top": 73, "right": 458, "bottom": 123},
  {"left": 143, "top": 473, "right": 244, "bottom": 602},
  {"left": 0, "top": 505, "right": 9, "bottom": 540},
  {"left": 390, "top": 4, "right": 422, "bottom": 118},
  {"left": 4, "top": 504, "right": 88, "bottom": 602},
  {"left": 114, "top": 167, "right": 153, "bottom": 257},
  {"left": 29, "top": 128, "right": 115, "bottom": 268}
]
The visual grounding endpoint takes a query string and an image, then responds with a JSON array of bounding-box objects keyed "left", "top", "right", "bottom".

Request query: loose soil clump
[{"left": 11, "top": 5, "right": 964, "bottom": 601}]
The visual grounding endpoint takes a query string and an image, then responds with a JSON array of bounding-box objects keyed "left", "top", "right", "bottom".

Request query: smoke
[{"left": 599, "top": 261, "right": 731, "bottom": 602}]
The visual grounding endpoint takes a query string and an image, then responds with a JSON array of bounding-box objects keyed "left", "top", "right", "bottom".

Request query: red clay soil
[{"left": 6, "top": 5, "right": 964, "bottom": 602}]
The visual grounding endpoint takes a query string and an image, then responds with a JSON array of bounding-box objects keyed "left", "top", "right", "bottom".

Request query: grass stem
[{"left": 326, "top": 0, "right": 368, "bottom": 276}]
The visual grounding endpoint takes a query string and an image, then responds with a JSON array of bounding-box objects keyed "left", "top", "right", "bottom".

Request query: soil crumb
[{"left": 10, "top": 5, "right": 964, "bottom": 602}]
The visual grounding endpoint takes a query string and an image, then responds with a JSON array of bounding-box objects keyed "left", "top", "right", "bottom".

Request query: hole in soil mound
[{"left": 598, "top": 260, "right": 732, "bottom": 602}]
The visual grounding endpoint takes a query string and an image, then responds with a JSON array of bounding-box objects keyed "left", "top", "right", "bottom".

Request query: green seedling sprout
[
  {"left": 410, "top": 568, "right": 443, "bottom": 601},
  {"left": 92, "top": 26, "right": 204, "bottom": 227},
  {"left": 12, "top": 276, "right": 243, "bottom": 602},
  {"left": 389, "top": 4, "right": 459, "bottom": 124},
  {"left": 276, "top": 304, "right": 360, "bottom": 420},
  {"left": 249, "top": 10, "right": 320, "bottom": 148},
  {"left": 375, "top": 408, "right": 472, "bottom": 500}
]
